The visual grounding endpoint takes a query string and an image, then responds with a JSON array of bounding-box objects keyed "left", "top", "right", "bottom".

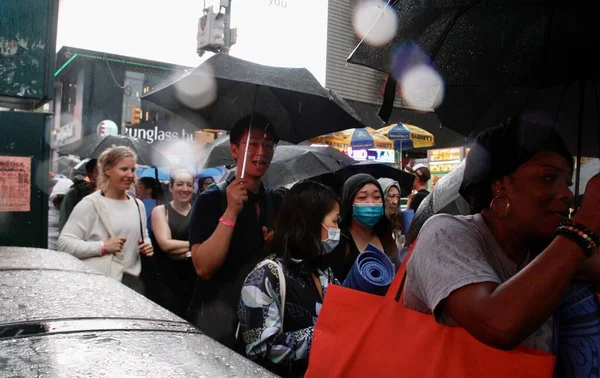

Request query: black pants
[
  {"left": 122, "top": 273, "right": 145, "bottom": 296},
  {"left": 153, "top": 257, "right": 196, "bottom": 319}
]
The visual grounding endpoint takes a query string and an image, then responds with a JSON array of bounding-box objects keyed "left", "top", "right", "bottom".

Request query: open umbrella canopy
[
  {"left": 54, "top": 156, "right": 81, "bottom": 177},
  {"left": 142, "top": 53, "right": 374, "bottom": 144},
  {"left": 433, "top": 80, "right": 600, "bottom": 158},
  {"left": 347, "top": 0, "right": 600, "bottom": 157},
  {"left": 136, "top": 166, "right": 170, "bottom": 181},
  {"left": 310, "top": 127, "right": 393, "bottom": 150},
  {"left": 376, "top": 123, "right": 435, "bottom": 150},
  {"left": 348, "top": 0, "right": 598, "bottom": 88},
  {"left": 262, "top": 145, "right": 357, "bottom": 188},
  {"left": 201, "top": 137, "right": 235, "bottom": 168},
  {"left": 58, "top": 134, "right": 171, "bottom": 166}
]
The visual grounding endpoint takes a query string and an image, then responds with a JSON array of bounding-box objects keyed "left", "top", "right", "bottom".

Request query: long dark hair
[
  {"left": 266, "top": 181, "right": 339, "bottom": 269},
  {"left": 138, "top": 177, "right": 165, "bottom": 204}
]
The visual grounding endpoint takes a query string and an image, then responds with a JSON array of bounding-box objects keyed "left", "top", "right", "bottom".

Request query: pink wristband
[
  {"left": 100, "top": 242, "right": 106, "bottom": 256},
  {"left": 219, "top": 217, "right": 236, "bottom": 228}
]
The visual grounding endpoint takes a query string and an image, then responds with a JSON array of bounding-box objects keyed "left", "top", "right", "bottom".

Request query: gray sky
[{"left": 56, "top": 0, "right": 328, "bottom": 83}]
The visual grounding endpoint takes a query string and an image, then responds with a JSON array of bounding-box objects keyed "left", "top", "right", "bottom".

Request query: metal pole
[{"left": 223, "top": 0, "right": 232, "bottom": 54}]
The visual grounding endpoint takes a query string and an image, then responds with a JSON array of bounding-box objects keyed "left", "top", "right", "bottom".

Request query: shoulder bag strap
[
  {"left": 89, "top": 194, "right": 115, "bottom": 238},
  {"left": 131, "top": 195, "right": 145, "bottom": 243}
]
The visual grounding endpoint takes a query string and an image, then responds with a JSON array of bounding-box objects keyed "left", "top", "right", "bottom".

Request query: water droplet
[{"left": 352, "top": 0, "right": 398, "bottom": 47}]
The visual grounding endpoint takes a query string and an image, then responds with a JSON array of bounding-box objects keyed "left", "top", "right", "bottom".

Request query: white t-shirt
[
  {"left": 57, "top": 191, "right": 149, "bottom": 279},
  {"left": 403, "top": 213, "right": 554, "bottom": 353}
]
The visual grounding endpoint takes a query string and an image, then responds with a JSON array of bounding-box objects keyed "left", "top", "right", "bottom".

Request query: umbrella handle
[
  {"left": 240, "top": 125, "right": 251, "bottom": 179},
  {"left": 240, "top": 86, "right": 260, "bottom": 180}
]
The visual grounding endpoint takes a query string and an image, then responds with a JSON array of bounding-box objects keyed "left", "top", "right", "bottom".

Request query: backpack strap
[{"left": 216, "top": 181, "right": 228, "bottom": 214}]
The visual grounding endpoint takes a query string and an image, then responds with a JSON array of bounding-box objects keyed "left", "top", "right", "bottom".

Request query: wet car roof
[{"left": 0, "top": 247, "right": 278, "bottom": 377}]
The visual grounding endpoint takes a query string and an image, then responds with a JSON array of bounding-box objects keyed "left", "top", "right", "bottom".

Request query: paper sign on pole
[{"left": 0, "top": 156, "right": 31, "bottom": 212}]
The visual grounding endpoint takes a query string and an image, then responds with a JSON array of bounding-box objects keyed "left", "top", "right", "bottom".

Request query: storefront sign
[
  {"left": 428, "top": 147, "right": 463, "bottom": 163},
  {"left": 56, "top": 122, "right": 77, "bottom": 146},
  {"left": 347, "top": 148, "right": 395, "bottom": 163},
  {"left": 125, "top": 123, "right": 196, "bottom": 144}
]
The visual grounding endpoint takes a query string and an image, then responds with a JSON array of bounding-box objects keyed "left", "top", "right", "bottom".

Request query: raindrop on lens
[
  {"left": 175, "top": 64, "right": 217, "bottom": 110},
  {"left": 400, "top": 65, "right": 445, "bottom": 110},
  {"left": 352, "top": 0, "right": 398, "bottom": 47}
]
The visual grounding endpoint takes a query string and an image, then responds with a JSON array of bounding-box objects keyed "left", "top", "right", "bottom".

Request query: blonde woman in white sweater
[{"left": 58, "top": 146, "right": 153, "bottom": 293}]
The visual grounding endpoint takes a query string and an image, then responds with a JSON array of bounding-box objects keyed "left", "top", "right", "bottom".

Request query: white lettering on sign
[
  {"left": 125, "top": 126, "right": 195, "bottom": 144},
  {"left": 347, "top": 147, "right": 367, "bottom": 161},
  {"left": 347, "top": 148, "right": 395, "bottom": 163}
]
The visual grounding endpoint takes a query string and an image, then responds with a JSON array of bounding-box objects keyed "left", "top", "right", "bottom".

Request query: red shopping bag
[{"left": 306, "top": 247, "right": 555, "bottom": 378}]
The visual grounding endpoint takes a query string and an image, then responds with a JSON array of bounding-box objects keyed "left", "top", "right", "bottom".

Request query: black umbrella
[
  {"left": 349, "top": 0, "right": 597, "bottom": 88},
  {"left": 312, "top": 161, "right": 415, "bottom": 197},
  {"left": 58, "top": 134, "right": 171, "bottom": 166},
  {"left": 262, "top": 145, "right": 357, "bottom": 188},
  {"left": 346, "top": 1, "right": 600, "bottom": 142},
  {"left": 141, "top": 53, "right": 376, "bottom": 144},
  {"left": 348, "top": 0, "right": 600, "bottom": 201},
  {"left": 201, "top": 137, "right": 235, "bottom": 168},
  {"left": 54, "top": 156, "right": 81, "bottom": 177}
]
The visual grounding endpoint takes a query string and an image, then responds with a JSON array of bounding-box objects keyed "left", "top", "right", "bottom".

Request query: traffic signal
[{"left": 132, "top": 107, "right": 142, "bottom": 125}]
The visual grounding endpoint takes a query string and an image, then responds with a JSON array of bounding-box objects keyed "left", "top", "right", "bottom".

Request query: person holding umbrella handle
[{"left": 187, "top": 114, "right": 285, "bottom": 349}]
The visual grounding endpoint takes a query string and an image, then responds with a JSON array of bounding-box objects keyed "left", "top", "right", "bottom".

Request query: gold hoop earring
[{"left": 490, "top": 195, "right": 511, "bottom": 219}]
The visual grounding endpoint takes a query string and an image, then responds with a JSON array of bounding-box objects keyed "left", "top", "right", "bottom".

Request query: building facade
[{"left": 52, "top": 46, "right": 198, "bottom": 150}]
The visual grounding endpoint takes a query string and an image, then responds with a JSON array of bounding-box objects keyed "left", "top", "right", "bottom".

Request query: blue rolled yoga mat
[{"left": 342, "top": 244, "right": 395, "bottom": 296}]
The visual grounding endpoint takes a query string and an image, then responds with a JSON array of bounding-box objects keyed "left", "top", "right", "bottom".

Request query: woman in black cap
[
  {"left": 326, "top": 173, "right": 398, "bottom": 281},
  {"left": 403, "top": 116, "right": 600, "bottom": 359}
]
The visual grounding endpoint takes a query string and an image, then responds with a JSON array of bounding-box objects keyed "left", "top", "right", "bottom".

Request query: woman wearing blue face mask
[
  {"left": 237, "top": 180, "right": 341, "bottom": 377},
  {"left": 326, "top": 173, "right": 399, "bottom": 282}
]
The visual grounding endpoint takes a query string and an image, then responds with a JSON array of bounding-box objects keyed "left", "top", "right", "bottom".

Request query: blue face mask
[
  {"left": 353, "top": 203, "right": 384, "bottom": 228},
  {"left": 321, "top": 224, "right": 341, "bottom": 254}
]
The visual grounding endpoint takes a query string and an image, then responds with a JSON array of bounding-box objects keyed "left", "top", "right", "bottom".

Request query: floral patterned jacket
[{"left": 237, "top": 255, "right": 338, "bottom": 376}]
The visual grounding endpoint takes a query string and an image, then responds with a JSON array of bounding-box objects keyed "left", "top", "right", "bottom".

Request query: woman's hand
[
  {"left": 138, "top": 239, "right": 154, "bottom": 256},
  {"left": 104, "top": 237, "right": 126, "bottom": 254}
]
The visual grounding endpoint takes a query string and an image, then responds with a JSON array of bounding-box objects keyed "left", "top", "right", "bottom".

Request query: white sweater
[{"left": 57, "top": 191, "right": 149, "bottom": 279}]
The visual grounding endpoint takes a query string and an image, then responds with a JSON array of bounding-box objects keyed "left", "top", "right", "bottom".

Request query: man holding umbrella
[{"left": 187, "top": 114, "right": 284, "bottom": 349}]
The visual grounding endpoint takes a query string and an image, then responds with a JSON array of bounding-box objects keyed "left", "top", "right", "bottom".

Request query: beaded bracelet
[
  {"left": 555, "top": 221, "right": 598, "bottom": 258},
  {"left": 560, "top": 220, "right": 600, "bottom": 244}
]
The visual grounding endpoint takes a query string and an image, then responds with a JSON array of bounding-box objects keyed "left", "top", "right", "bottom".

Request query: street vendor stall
[{"left": 310, "top": 127, "right": 395, "bottom": 163}]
